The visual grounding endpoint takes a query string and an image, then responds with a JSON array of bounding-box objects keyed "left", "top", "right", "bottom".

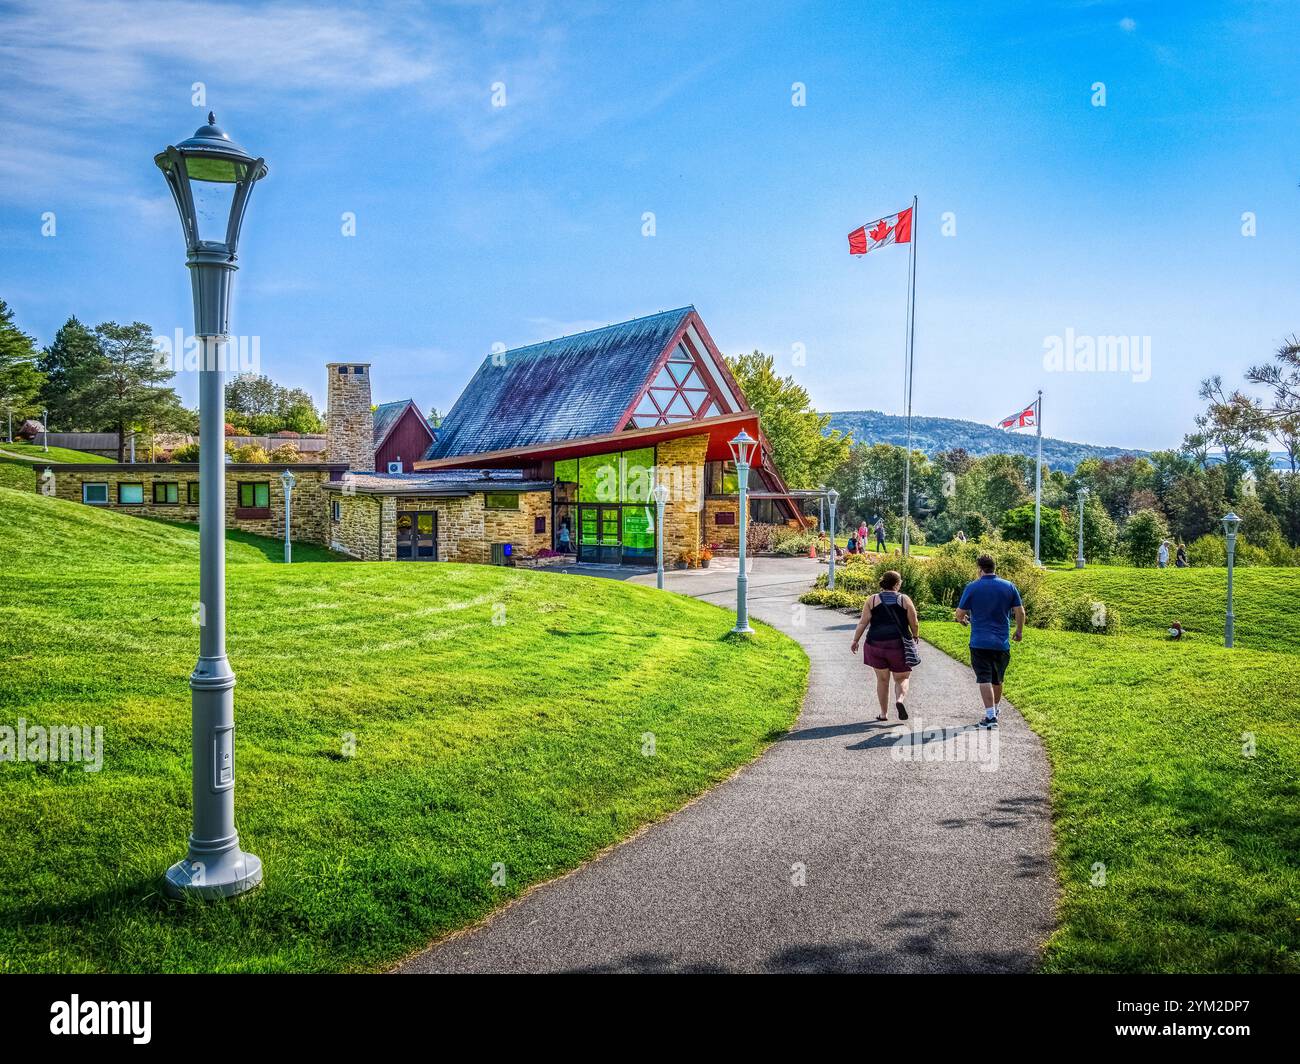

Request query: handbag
[{"left": 884, "top": 595, "right": 921, "bottom": 668}]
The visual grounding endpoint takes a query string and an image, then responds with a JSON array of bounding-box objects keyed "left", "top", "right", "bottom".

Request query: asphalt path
[{"left": 397, "top": 557, "right": 1056, "bottom": 973}]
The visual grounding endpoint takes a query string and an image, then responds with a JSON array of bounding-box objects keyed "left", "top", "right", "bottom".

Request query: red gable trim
[
  {"left": 612, "top": 309, "right": 748, "bottom": 432},
  {"left": 414, "top": 411, "right": 762, "bottom": 471}
]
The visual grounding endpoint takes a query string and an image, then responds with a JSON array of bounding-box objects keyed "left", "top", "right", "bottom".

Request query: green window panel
[
  {"left": 622, "top": 447, "right": 654, "bottom": 503},
  {"left": 554, "top": 458, "right": 578, "bottom": 484},
  {"left": 239, "top": 482, "right": 270, "bottom": 508},
  {"left": 622, "top": 506, "right": 654, "bottom": 552},
  {"left": 579, "top": 455, "right": 620, "bottom": 503}
]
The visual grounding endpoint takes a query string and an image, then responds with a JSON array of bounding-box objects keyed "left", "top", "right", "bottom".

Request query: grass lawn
[
  {"left": 0, "top": 441, "right": 113, "bottom": 492},
  {"left": 923, "top": 564, "right": 1300, "bottom": 972},
  {"left": 0, "top": 487, "right": 808, "bottom": 972}
]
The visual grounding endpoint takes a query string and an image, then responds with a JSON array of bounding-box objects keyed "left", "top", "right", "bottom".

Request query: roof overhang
[{"left": 414, "top": 411, "right": 764, "bottom": 471}]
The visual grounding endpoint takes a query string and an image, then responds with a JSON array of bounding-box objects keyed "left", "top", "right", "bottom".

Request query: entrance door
[
  {"left": 578, "top": 505, "right": 621, "bottom": 564},
  {"left": 396, "top": 511, "right": 437, "bottom": 560}
]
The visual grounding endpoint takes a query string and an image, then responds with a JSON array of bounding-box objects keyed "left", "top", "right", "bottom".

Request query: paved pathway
[{"left": 397, "top": 558, "right": 1056, "bottom": 973}]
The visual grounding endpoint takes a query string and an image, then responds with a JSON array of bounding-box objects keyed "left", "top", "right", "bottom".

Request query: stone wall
[
  {"left": 654, "top": 434, "right": 707, "bottom": 561},
  {"left": 394, "top": 490, "right": 551, "bottom": 563},
  {"left": 325, "top": 362, "right": 374, "bottom": 471},
  {"left": 329, "top": 492, "right": 385, "bottom": 560},
  {"left": 46, "top": 465, "right": 340, "bottom": 545},
  {"left": 703, "top": 497, "right": 743, "bottom": 551}
]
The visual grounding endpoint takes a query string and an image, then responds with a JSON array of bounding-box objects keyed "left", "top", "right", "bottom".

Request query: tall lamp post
[
  {"left": 825, "top": 486, "right": 839, "bottom": 591},
  {"left": 1222, "top": 511, "right": 1240, "bottom": 648},
  {"left": 1075, "top": 487, "right": 1089, "bottom": 570},
  {"left": 730, "top": 429, "right": 756, "bottom": 635},
  {"left": 42, "top": 408, "right": 48, "bottom": 452},
  {"left": 651, "top": 480, "right": 669, "bottom": 590},
  {"left": 156, "top": 114, "right": 267, "bottom": 899},
  {"left": 281, "top": 468, "right": 296, "bottom": 564}
]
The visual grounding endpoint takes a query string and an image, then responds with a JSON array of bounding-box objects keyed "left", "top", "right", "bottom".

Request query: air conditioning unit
[{"left": 387, "top": 461, "right": 403, "bottom": 474}]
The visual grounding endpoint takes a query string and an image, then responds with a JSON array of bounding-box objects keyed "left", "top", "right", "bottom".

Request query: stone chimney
[{"left": 326, "top": 363, "right": 374, "bottom": 472}]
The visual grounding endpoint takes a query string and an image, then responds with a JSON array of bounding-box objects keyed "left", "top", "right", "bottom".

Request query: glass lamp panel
[{"left": 186, "top": 156, "right": 246, "bottom": 245}]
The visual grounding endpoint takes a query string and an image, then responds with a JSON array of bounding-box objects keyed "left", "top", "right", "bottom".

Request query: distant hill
[{"left": 825, "top": 410, "right": 1150, "bottom": 472}]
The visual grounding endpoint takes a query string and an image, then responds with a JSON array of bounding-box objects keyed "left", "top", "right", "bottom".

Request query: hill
[
  {"left": 0, "top": 487, "right": 805, "bottom": 972},
  {"left": 826, "top": 410, "right": 1149, "bottom": 471}
]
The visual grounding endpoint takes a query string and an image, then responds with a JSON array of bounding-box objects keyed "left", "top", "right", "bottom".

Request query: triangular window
[{"left": 625, "top": 338, "right": 723, "bottom": 428}]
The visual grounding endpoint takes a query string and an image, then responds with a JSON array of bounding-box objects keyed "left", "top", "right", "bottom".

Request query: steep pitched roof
[
  {"left": 373, "top": 400, "right": 434, "bottom": 451},
  {"left": 426, "top": 307, "right": 696, "bottom": 459}
]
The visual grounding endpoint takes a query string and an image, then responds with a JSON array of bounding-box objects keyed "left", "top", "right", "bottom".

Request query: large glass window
[
  {"left": 153, "top": 482, "right": 179, "bottom": 504},
  {"left": 118, "top": 483, "right": 144, "bottom": 505},
  {"left": 83, "top": 482, "right": 108, "bottom": 505},
  {"left": 622, "top": 447, "right": 653, "bottom": 503},
  {"left": 484, "top": 492, "right": 519, "bottom": 510},
  {"left": 622, "top": 505, "right": 654, "bottom": 559},
  {"left": 579, "top": 454, "right": 620, "bottom": 503}
]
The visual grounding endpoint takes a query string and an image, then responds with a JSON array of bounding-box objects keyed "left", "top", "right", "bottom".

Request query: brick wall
[
  {"left": 46, "top": 465, "right": 340, "bottom": 545},
  {"left": 703, "top": 497, "right": 743, "bottom": 551}
]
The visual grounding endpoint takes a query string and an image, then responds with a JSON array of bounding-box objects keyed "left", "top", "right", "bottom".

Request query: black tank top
[{"left": 867, "top": 590, "right": 905, "bottom": 643}]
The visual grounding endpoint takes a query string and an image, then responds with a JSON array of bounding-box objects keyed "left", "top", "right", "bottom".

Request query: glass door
[
  {"left": 597, "top": 505, "right": 621, "bottom": 564},
  {"left": 396, "top": 513, "right": 414, "bottom": 560}
]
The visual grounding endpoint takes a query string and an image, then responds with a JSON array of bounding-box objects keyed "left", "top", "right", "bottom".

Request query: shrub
[
  {"left": 773, "top": 532, "right": 818, "bottom": 556},
  {"left": 269, "top": 443, "right": 301, "bottom": 464},
  {"left": 798, "top": 587, "right": 863, "bottom": 611},
  {"left": 926, "top": 535, "right": 1052, "bottom": 628},
  {"left": 171, "top": 442, "right": 200, "bottom": 462},
  {"left": 925, "top": 552, "right": 975, "bottom": 609},
  {"left": 868, "top": 554, "right": 931, "bottom": 608},
  {"left": 747, "top": 522, "right": 779, "bottom": 553},
  {"left": 229, "top": 444, "right": 270, "bottom": 464},
  {"left": 1119, "top": 508, "right": 1170, "bottom": 567},
  {"left": 1187, "top": 533, "right": 1225, "bottom": 567},
  {"left": 886, "top": 514, "right": 925, "bottom": 546},
  {"left": 1059, "top": 596, "right": 1122, "bottom": 635}
]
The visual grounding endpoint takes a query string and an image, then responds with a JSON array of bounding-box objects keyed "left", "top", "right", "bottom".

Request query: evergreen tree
[
  {"left": 0, "top": 298, "right": 45, "bottom": 439},
  {"left": 38, "top": 316, "right": 102, "bottom": 430},
  {"left": 74, "top": 322, "right": 185, "bottom": 461}
]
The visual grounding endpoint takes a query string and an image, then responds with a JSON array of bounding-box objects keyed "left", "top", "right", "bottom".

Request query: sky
[{"left": 1, "top": 0, "right": 1297, "bottom": 452}]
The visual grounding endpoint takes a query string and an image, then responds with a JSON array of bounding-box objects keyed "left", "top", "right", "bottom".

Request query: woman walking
[{"left": 850, "top": 570, "right": 920, "bottom": 721}]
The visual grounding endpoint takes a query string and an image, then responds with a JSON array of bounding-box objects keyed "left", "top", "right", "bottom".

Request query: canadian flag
[
  {"left": 848, "top": 206, "right": 913, "bottom": 255},
  {"left": 998, "top": 401, "right": 1038, "bottom": 430}
]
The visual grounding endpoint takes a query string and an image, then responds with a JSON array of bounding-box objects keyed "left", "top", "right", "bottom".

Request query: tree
[
  {"left": 1185, "top": 376, "right": 1268, "bottom": 501},
  {"left": 952, "top": 453, "right": 1029, "bottom": 526},
  {"left": 1119, "top": 509, "right": 1171, "bottom": 567},
  {"left": 1001, "top": 503, "right": 1072, "bottom": 561},
  {"left": 74, "top": 322, "right": 186, "bottom": 461},
  {"left": 725, "top": 351, "right": 850, "bottom": 489},
  {"left": 225, "top": 373, "right": 325, "bottom": 435},
  {"left": 1163, "top": 465, "right": 1228, "bottom": 543},
  {"left": 1074, "top": 454, "right": 1156, "bottom": 520},
  {"left": 1246, "top": 333, "right": 1300, "bottom": 420},
  {"left": 0, "top": 299, "right": 45, "bottom": 437},
  {"left": 38, "top": 317, "right": 103, "bottom": 431},
  {"left": 1065, "top": 493, "right": 1119, "bottom": 561},
  {"left": 827, "top": 442, "right": 937, "bottom": 528}
]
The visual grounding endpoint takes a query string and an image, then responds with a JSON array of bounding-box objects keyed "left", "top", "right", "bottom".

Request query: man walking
[
  {"left": 873, "top": 516, "right": 887, "bottom": 553},
  {"left": 954, "top": 554, "right": 1025, "bottom": 728}
]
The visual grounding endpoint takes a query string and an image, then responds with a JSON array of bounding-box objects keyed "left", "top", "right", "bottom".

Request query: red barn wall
[{"left": 375, "top": 407, "right": 434, "bottom": 473}]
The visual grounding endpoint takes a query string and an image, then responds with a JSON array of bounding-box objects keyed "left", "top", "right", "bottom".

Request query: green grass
[
  {"left": 0, "top": 441, "right": 113, "bottom": 492},
  {"left": 924, "top": 567, "right": 1300, "bottom": 972},
  {"left": 0, "top": 487, "right": 808, "bottom": 972}
]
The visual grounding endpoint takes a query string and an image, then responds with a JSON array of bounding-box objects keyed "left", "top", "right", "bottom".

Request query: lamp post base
[
  {"left": 164, "top": 848, "right": 262, "bottom": 900},
  {"left": 731, "top": 624, "right": 755, "bottom": 635}
]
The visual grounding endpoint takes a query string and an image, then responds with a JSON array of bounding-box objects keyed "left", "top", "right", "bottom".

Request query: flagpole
[
  {"left": 901, "top": 194, "right": 917, "bottom": 557},
  {"left": 1034, "top": 389, "right": 1043, "bottom": 566}
]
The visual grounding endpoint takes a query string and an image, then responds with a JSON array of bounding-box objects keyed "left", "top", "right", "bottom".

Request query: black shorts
[{"left": 970, "top": 647, "right": 1010, "bottom": 685}]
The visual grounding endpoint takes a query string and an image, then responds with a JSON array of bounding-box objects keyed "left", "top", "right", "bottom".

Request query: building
[{"left": 43, "top": 306, "right": 804, "bottom": 565}]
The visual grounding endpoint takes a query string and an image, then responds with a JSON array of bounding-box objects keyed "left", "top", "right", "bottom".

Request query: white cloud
[{"left": 1119, "top": 17, "right": 1137, "bottom": 32}]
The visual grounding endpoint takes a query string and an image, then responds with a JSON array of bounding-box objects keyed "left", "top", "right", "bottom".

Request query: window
[
  {"left": 484, "top": 492, "right": 519, "bottom": 510},
  {"left": 187, "top": 482, "right": 200, "bottom": 505},
  {"left": 118, "top": 483, "right": 144, "bottom": 506},
  {"left": 153, "top": 482, "right": 179, "bottom": 504},
  {"left": 83, "top": 482, "right": 109, "bottom": 505},
  {"left": 332, "top": 500, "right": 341, "bottom": 522},
  {"left": 238, "top": 482, "right": 271, "bottom": 509}
]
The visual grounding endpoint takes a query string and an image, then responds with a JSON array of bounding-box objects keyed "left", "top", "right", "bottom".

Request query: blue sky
[{"left": 1, "top": 0, "right": 1296, "bottom": 451}]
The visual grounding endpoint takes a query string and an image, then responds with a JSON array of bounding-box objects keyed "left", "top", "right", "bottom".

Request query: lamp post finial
[{"left": 208, "top": 111, "right": 216, "bottom": 125}]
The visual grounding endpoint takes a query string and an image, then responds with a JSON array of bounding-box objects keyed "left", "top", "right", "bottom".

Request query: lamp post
[
  {"left": 1075, "top": 487, "right": 1089, "bottom": 570},
  {"left": 729, "top": 429, "right": 756, "bottom": 635},
  {"left": 1222, "top": 511, "right": 1240, "bottom": 648},
  {"left": 281, "top": 468, "right": 296, "bottom": 564},
  {"left": 156, "top": 113, "right": 267, "bottom": 899},
  {"left": 825, "top": 486, "right": 839, "bottom": 591},
  {"left": 42, "top": 409, "right": 48, "bottom": 452},
  {"left": 651, "top": 480, "right": 669, "bottom": 590}
]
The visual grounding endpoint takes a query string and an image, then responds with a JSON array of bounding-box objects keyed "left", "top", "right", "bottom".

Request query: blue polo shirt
[{"left": 957, "top": 573, "right": 1023, "bottom": 651}]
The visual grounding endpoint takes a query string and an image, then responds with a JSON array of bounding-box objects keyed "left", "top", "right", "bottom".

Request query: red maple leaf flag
[
  {"left": 998, "top": 401, "right": 1038, "bottom": 430},
  {"left": 848, "top": 206, "right": 913, "bottom": 255}
]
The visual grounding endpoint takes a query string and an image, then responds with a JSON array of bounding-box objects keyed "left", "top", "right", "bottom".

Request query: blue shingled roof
[{"left": 426, "top": 307, "right": 693, "bottom": 459}]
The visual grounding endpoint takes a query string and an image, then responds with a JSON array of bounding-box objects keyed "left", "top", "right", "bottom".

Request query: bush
[
  {"left": 868, "top": 554, "right": 932, "bottom": 608},
  {"left": 927, "top": 535, "right": 1052, "bottom": 628},
  {"left": 171, "top": 442, "right": 199, "bottom": 462},
  {"left": 799, "top": 587, "right": 863, "bottom": 611},
  {"left": 269, "top": 443, "right": 301, "bottom": 464},
  {"left": 886, "top": 514, "right": 925, "bottom": 546},
  {"left": 746, "top": 522, "right": 779, "bottom": 553},
  {"left": 228, "top": 443, "right": 270, "bottom": 464},
  {"left": 1059, "top": 596, "right": 1122, "bottom": 635},
  {"left": 1187, "top": 533, "right": 1225, "bottom": 567},
  {"left": 1119, "top": 508, "right": 1170, "bottom": 567},
  {"left": 773, "top": 532, "right": 818, "bottom": 556}
]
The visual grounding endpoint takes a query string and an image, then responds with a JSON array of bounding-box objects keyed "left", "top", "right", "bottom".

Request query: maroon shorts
[{"left": 864, "top": 638, "right": 910, "bottom": 673}]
